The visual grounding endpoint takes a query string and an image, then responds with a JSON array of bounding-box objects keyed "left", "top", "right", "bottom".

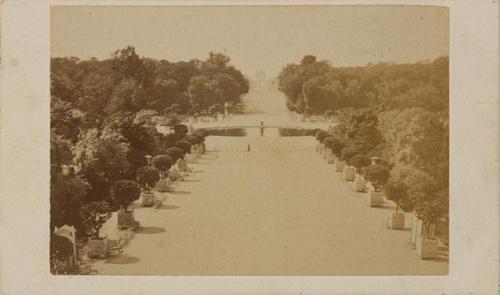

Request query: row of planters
[
  {"left": 313, "top": 129, "right": 447, "bottom": 260},
  {"left": 85, "top": 128, "right": 209, "bottom": 259}
]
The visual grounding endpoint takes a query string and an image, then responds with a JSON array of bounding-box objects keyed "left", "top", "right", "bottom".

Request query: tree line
[
  {"left": 280, "top": 55, "right": 449, "bottom": 239},
  {"left": 50, "top": 47, "right": 249, "bottom": 241}
]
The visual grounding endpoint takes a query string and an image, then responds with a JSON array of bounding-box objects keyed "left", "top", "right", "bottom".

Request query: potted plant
[
  {"left": 315, "top": 130, "right": 329, "bottom": 155},
  {"left": 184, "top": 135, "right": 202, "bottom": 156},
  {"left": 111, "top": 180, "right": 141, "bottom": 229},
  {"left": 384, "top": 179, "right": 411, "bottom": 229},
  {"left": 330, "top": 140, "right": 346, "bottom": 172},
  {"left": 137, "top": 166, "right": 161, "bottom": 206},
  {"left": 340, "top": 147, "right": 359, "bottom": 181},
  {"left": 166, "top": 147, "right": 186, "bottom": 182},
  {"left": 151, "top": 155, "right": 174, "bottom": 192},
  {"left": 350, "top": 154, "right": 371, "bottom": 192},
  {"left": 413, "top": 186, "right": 447, "bottom": 259},
  {"left": 80, "top": 201, "right": 112, "bottom": 258},
  {"left": 174, "top": 140, "right": 193, "bottom": 162},
  {"left": 363, "top": 164, "right": 390, "bottom": 207},
  {"left": 312, "top": 129, "right": 322, "bottom": 152},
  {"left": 322, "top": 136, "right": 337, "bottom": 163},
  {"left": 193, "top": 129, "right": 209, "bottom": 153}
]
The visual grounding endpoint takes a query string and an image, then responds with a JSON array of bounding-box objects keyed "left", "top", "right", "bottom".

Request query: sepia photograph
[{"left": 48, "top": 5, "right": 451, "bottom": 276}]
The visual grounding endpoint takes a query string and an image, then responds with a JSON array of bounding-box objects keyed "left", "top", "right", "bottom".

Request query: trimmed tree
[
  {"left": 111, "top": 180, "right": 141, "bottom": 209},
  {"left": 315, "top": 130, "right": 330, "bottom": 142},
  {"left": 363, "top": 164, "right": 390, "bottom": 191},
  {"left": 340, "top": 146, "right": 361, "bottom": 165},
  {"left": 80, "top": 201, "right": 113, "bottom": 239},
  {"left": 136, "top": 166, "right": 160, "bottom": 192},
  {"left": 151, "top": 155, "right": 174, "bottom": 174},
  {"left": 384, "top": 179, "right": 411, "bottom": 213},
  {"left": 174, "top": 140, "right": 192, "bottom": 154},
  {"left": 166, "top": 147, "right": 186, "bottom": 161},
  {"left": 330, "top": 139, "right": 345, "bottom": 158},
  {"left": 350, "top": 154, "right": 371, "bottom": 173}
]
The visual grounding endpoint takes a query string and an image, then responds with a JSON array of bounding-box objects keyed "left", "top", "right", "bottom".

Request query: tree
[
  {"left": 50, "top": 132, "right": 73, "bottom": 169},
  {"left": 111, "top": 180, "right": 141, "bottom": 209},
  {"left": 51, "top": 96, "right": 85, "bottom": 142},
  {"left": 384, "top": 179, "right": 410, "bottom": 212},
  {"left": 50, "top": 172, "right": 88, "bottom": 234},
  {"left": 330, "top": 139, "right": 346, "bottom": 158},
  {"left": 363, "top": 164, "right": 390, "bottom": 191},
  {"left": 301, "top": 55, "right": 317, "bottom": 65},
  {"left": 136, "top": 166, "right": 160, "bottom": 192},
  {"left": 315, "top": 130, "right": 330, "bottom": 143},
  {"left": 80, "top": 201, "right": 113, "bottom": 239},
  {"left": 350, "top": 154, "right": 371, "bottom": 173},
  {"left": 73, "top": 129, "right": 130, "bottom": 201},
  {"left": 151, "top": 155, "right": 174, "bottom": 174},
  {"left": 166, "top": 147, "right": 185, "bottom": 162},
  {"left": 340, "top": 146, "right": 361, "bottom": 164},
  {"left": 174, "top": 140, "right": 192, "bottom": 154},
  {"left": 184, "top": 134, "right": 202, "bottom": 145}
]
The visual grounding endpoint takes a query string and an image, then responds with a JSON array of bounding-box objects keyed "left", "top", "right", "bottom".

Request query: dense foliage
[
  {"left": 50, "top": 46, "right": 246, "bottom": 245},
  {"left": 282, "top": 55, "right": 449, "bottom": 236},
  {"left": 111, "top": 180, "right": 142, "bottom": 208}
]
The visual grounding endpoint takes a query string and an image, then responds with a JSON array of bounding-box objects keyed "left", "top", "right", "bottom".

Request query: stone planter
[
  {"left": 87, "top": 238, "right": 108, "bottom": 258},
  {"left": 335, "top": 160, "right": 345, "bottom": 172},
  {"left": 141, "top": 191, "right": 155, "bottom": 207},
  {"left": 322, "top": 147, "right": 330, "bottom": 159},
  {"left": 389, "top": 212, "right": 405, "bottom": 230},
  {"left": 353, "top": 174, "right": 366, "bottom": 192},
  {"left": 117, "top": 210, "right": 137, "bottom": 230},
  {"left": 327, "top": 152, "right": 336, "bottom": 164},
  {"left": 319, "top": 143, "right": 325, "bottom": 156},
  {"left": 409, "top": 214, "right": 422, "bottom": 248},
  {"left": 369, "top": 191, "right": 385, "bottom": 207},
  {"left": 156, "top": 178, "right": 171, "bottom": 192},
  {"left": 343, "top": 166, "right": 356, "bottom": 181},
  {"left": 416, "top": 236, "right": 439, "bottom": 259}
]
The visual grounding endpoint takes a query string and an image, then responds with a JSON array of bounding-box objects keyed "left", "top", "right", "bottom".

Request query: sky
[{"left": 51, "top": 5, "right": 448, "bottom": 78}]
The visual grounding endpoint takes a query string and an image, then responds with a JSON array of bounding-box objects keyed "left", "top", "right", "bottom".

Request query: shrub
[
  {"left": 350, "top": 154, "right": 371, "bottom": 172},
  {"left": 340, "top": 146, "right": 360, "bottom": 164},
  {"left": 111, "top": 180, "right": 141, "bottom": 208},
  {"left": 173, "top": 124, "right": 189, "bottom": 139},
  {"left": 136, "top": 166, "right": 160, "bottom": 191},
  {"left": 413, "top": 189, "right": 448, "bottom": 238},
  {"left": 363, "top": 164, "right": 390, "bottom": 191},
  {"left": 151, "top": 155, "right": 174, "bottom": 173},
  {"left": 322, "top": 136, "right": 337, "bottom": 149},
  {"left": 312, "top": 128, "right": 321, "bottom": 137},
  {"left": 184, "top": 134, "right": 202, "bottom": 145},
  {"left": 193, "top": 129, "right": 209, "bottom": 138},
  {"left": 384, "top": 179, "right": 410, "bottom": 212},
  {"left": 80, "top": 201, "right": 113, "bottom": 239},
  {"left": 315, "top": 130, "right": 330, "bottom": 142},
  {"left": 174, "top": 140, "right": 192, "bottom": 154},
  {"left": 330, "top": 140, "right": 346, "bottom": 157},
  {"left": 50, "top": 234, "right": 76, "bottom": 274},
  {"left": 166, "top": 147, "right": 186, "bottom": 161}
]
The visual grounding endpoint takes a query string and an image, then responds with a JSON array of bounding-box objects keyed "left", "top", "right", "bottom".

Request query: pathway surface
[{"left": 88, "top": 84, "right": 448, "bottom": 275}]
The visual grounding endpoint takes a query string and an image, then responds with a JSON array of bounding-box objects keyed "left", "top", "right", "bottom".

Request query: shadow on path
[
  {"left": 170, "top": 190, "right": 191, "bottom": 195},
  {"left": 134, "top": 226, "right": 166, "bottom": 234},
  {"left": 105, "top": 255, "right": 141, "bottom": 265},
  {"left": 157, "top": 205, "right": 180, "bottom": 210},
  {"left": 184, "top": 179, "right": 201, "bottom": 183}
]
